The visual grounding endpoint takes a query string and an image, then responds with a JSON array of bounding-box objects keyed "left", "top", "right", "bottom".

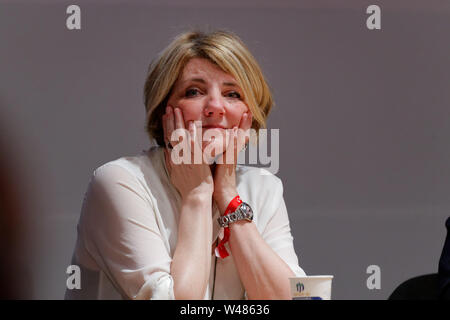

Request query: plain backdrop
[{"left": 1, "top": 0, "right": 449, "bottom": 299}]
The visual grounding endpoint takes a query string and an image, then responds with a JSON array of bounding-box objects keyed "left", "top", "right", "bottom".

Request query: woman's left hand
[{"left": 213, "top": 111, "right": 252, "bottom": 212}]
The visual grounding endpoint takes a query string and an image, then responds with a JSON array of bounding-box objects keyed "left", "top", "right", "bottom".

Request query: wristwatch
[{"left": 217, "top": 202, "right": 254, "bottom": 228}]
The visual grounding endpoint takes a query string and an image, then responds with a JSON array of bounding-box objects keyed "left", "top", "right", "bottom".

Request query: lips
[{"left": 202, "top": 125, "right": 227, "bottom": 129}]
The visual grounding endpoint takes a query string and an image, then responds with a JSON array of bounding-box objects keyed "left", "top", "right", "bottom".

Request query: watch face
[
  {"left": 240, "top": 203, "right": 253, "bottom": 219},
  {"left": 218, "top": 203, "right": 253, "bottom": 227}
]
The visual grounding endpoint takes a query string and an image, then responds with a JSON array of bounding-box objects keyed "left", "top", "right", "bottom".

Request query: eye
[
  {"left": 185, "top": 88, "right": 201, "bottom": 97},
  {"left": 226, "top": 91, "right": 241, "bottom": 99}
]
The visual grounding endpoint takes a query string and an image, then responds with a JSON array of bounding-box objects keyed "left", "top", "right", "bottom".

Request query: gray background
[{"left": 1, "top": 0, "right": 449, "bottom": 299}]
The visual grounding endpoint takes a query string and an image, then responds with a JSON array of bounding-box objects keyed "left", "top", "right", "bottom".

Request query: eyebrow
[{"left": 183, "top": 78, "right": 239, "bottom": 88}]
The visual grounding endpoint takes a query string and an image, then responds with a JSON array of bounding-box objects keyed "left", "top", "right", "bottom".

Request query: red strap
[{"left": 215, "top": 195, "right": 242, "bottom": 259}]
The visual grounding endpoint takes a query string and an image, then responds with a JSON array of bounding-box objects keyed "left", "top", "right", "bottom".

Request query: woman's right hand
[{"left": 162, "top": 105, "right": 214, "bottom": 201}]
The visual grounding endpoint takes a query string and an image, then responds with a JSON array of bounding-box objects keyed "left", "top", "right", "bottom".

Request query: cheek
[
  {"left": 227, "top": 106, "right": 247, "bottom": 124},
  {"left": 177, "top": 102, "right": 203, "bottom": 123}
]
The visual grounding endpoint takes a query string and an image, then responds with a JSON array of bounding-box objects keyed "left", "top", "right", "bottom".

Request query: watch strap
[{"left": 215, "top": 195, "right": 242, "bottom": 259}]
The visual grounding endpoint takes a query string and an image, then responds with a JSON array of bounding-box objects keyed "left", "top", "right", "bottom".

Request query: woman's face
[{"left": 166, "top": 57, "right": 249, "bottom": 154}]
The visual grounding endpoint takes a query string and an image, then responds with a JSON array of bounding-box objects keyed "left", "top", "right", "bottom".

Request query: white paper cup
[{"left": 289, "top": 275, "right": 334, "bottom": 300}]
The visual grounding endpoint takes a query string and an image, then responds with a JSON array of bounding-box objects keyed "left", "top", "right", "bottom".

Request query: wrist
[
  {"left": 214, "top": 196, "right": 254, "bottom": 259},
  {"left": 182, "top": 191, "right": 212, "bottom": 206},
  {"left": 215, "top": 191, "right": 238, "bottom": 214}
]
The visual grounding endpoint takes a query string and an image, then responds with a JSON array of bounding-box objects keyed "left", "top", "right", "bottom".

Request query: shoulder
[
  {"left": 86, "top": 154, "right": 150, "bottom": 198},
  {"left": 91, "top": 162, "right": 136, "bottom": 188},
  {"left": 80, "top": 157, "right": 152, "bottom": 225},
  {"left": 90, "top": 149, "right": 153, "bottom": 186}
]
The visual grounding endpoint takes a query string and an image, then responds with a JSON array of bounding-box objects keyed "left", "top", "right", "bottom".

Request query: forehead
[{"left": 179, "top": 57, "right": 237, "bottom": 83}]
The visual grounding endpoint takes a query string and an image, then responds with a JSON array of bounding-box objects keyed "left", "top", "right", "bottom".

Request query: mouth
[{"left": 202, "top": 125, "right": 227, "bottom": 130}]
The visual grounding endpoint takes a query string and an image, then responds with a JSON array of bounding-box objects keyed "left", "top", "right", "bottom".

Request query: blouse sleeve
[
  {"left": 260, "top": 178, "right": 307, "bottom": 278},
  {"left": 78, "top": 164, "right": 175, "bottom": 300}
]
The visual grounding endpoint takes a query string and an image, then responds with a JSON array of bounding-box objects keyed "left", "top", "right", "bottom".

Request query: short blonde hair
[{"left": 143, "top": 29, "right": 274, "bottom": 146}]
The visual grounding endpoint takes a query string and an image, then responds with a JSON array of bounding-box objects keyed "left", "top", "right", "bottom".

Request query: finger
[
  {"left": 232, "top": 127, "right": 239, "bottom": 163},
  {"left": 223, "top": 127, "right": 238, "bottom": 165},
  {"left": 238, "top": 112, "right": 247, "bottom": 128},
  {"left": 235, "top": 113, "right": 250, "bottom": 151},
  {"left": 244, "top": 112, "right": 252, "bottom": 144},
  {"left": 240, "top": 111, "right": 252, "bottom": 129},
  {"left": 247, "top": 111, "right": 253, "bottom": 128},
  {"left": 238, "top": 111, "right": 251, "bottom": 140},
  {"left": 188, "top": 120, "right": 196, "bottom": 161},
  {"left": 236, "top": 129, "right": 246, "bottom": 152},
  {"left": 188, "top": 121, "right": 198, "bottom": 149},
  {"left": 166, "top": 105, "right": 175, "bottom": 145},
  {"left": 193, "top": 120, "right": 204, "bottom": 151},
  {"left": 195, "top": 121, "right": 213, "bottom": 164},
  {"left": 174, "top": 107, "right": 191, "bottom": 151},
  {"left": 174, "top": 107, "right": 185, "bottom": 130},
  {"left": 237, "top": 113, "right": 248, "bottom": 146}
]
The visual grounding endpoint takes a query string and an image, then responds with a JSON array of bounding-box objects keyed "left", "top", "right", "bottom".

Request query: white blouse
[{"left": 65, "top": 146, "right": 306, "bottom": 300}]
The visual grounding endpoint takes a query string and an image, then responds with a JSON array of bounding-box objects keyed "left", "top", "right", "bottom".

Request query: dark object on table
[
  {"left": 388, "top": 274, "right": 439, "bottom": 300},
  {"left": 389, "top": 217, "right": 450, "bottom": 300},
  {"left": 438, "top": 217, "right": 450, "bottom": 299}
]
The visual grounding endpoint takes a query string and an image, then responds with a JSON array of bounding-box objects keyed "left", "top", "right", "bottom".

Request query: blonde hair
[{"left": 143, "top": 29, "right": 274, "bottom": 146}]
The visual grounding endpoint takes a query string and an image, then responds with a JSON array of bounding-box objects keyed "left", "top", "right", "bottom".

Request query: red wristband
[{"left": 215, "top": 195, "right": 242, "bottom": 259}]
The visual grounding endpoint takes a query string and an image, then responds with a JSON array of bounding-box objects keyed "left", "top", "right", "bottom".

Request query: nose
[{"left": 203, "top": 90, "right": 225, "bottom": 118}]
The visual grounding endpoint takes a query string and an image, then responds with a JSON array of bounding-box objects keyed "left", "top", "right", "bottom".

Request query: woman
[{"left": 66, "top": 30, "right": 306, "bottom": 300}]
